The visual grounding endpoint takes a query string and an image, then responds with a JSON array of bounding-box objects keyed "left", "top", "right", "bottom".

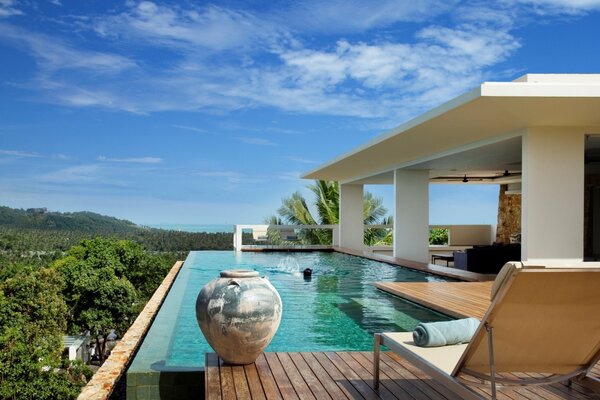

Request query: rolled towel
[{"left": 413, "top": 317, "right": 480, "bottom": 347}]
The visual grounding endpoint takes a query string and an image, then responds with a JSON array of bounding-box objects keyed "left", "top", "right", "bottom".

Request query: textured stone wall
[{"left": 496, "top": 184, "right": 521, "bottom": 244}]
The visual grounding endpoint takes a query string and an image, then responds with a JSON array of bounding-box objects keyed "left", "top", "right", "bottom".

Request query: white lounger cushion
[{"left": 382, "top": 332, "right": 468, "bottom": 375}]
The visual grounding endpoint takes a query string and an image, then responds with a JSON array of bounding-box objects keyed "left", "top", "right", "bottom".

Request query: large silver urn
[{"left": 196, "top": 270, "right": 282, "bottom": 364}]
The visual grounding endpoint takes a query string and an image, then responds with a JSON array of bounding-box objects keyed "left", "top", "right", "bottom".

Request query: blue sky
[{"left": 1, "top": 0, "right": 600, "bottom": 225}]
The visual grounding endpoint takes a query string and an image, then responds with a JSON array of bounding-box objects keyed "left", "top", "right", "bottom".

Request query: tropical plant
[
  {"left": 268, "top": 180, "right": 389, "bottom": 245},
  {"left": 429, "top": 228, "right": 449, "bottom": 245}
]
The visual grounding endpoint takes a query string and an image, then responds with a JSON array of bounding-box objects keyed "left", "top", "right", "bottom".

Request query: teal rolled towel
[{"left": 413, "top": 317, "right": 480, "bottom": 347}]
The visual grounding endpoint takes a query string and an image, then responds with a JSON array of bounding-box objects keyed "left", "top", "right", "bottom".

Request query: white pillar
[
  {"left": 234, "top": 225, "right": 243, "bottom": 252},
  {"left": 521, "top": 127, "right": 585, "bottom": 261},
  {"left": 393, "top": 169, "right": 429, "bottom": 262},
  {"left": 339, "top": 183, "right": 364, "bottom": 250}
]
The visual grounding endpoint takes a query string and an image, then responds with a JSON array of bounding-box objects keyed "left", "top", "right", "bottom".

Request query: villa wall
[{"left": 496, "top": 184, "right": 521, "bottom": 244}]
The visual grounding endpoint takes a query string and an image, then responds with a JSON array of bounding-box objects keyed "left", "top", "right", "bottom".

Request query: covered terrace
[{"left": 303, "top": 74, "right": 600, "bottom": 266}]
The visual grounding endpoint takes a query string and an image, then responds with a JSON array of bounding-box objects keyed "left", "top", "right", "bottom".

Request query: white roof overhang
[{"left": 302, "top": 74, "right": 600, "bottom": 184}]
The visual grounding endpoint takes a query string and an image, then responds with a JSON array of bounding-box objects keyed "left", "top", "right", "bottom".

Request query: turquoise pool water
[{"left": 129, "top": 251, "right": 453, "bottom": 374}]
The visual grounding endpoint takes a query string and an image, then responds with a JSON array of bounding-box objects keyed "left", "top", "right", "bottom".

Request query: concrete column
[
  {"left": 339, "top": 183, "right": 364, "bottom": 250},
  {"left": 521, "top": 127, "right": 585, "bottom": 261},
  {"left": 393, "top": 169, "right": 430, "bottom": 263},
  {"left": 234, "top": 225, "right": 243, "bottom": 252}
]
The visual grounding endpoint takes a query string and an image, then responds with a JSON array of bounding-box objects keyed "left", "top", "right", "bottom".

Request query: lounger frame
[{"left": 374, "top": 268, "right": 600, "bottom": 400}]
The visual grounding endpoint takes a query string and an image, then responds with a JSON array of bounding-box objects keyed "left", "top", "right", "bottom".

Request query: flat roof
[{"left": 302, "top": 74, "right": 600, "bottom": 183}]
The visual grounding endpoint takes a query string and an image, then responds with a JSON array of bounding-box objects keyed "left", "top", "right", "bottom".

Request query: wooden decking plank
[
  {"left": 511, "top": 373, "right": 575, "bottom": 400},
  {"left": 206, "top": 353, "right": 223, "bottom": 400},
  {"left": 325, "top": 352, "right": 396, "bottom": 400},
  {"left": 386, "top": 353, "right": 480, "bottom": 400},
  {"left": 276, "top": 353, "right": 316, "bottom": 400},
  {"left": 377, "top": 352, "right": 462, "bottom": 400},
  {"left": 243, "top": 363, "right": 266, "bottom": 400},
  {"left": 299, "top": 352, "right": 352, "bottom": 399},
  {"left": 313, "top": 352, "right": 373, "bottom": 400},
  {"left": 349, "top": 352, "right": 423, "bottom": 400},
  {"left": 287, "top": 352, "right": 333, "bottom": 400},
  {"left": 357, "top": 351, "right": 451, "bottom": 400},
  {"left": 264, "top": 352, "right": 299, "bottom": 400},
  {"left": 218, "top": 363, "right": 238, "bottom": 400},
  {"left": 231, "top": 365, "right": 251, "bottom": 400},
  {"left": 205, "top": 352, "right": 600, "bottom": 399},
  {"left": 523, "top": 373, "right": 596, "bottom": 400},
  {"left": 375, "top": 282, "right": 492, "bottom": 319},
  {"left": 254, "top": 354, "right": 283, "bottom": 400}
]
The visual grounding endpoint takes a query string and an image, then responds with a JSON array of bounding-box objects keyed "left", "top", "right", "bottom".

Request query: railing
[
  {"left": 233, "top": 224, "right": 338, "bottom": 251},
  {"left": 234, "top": 224, "right": 496, "bottom": 252}
]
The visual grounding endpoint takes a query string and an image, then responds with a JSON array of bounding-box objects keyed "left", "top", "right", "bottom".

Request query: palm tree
[{"left": 266, "top": 180, "right": 389, "bottom": 245}]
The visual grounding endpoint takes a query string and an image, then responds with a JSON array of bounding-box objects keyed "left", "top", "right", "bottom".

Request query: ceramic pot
[{"left": 196, "top": 269, "right": 282, "bottom": 364}]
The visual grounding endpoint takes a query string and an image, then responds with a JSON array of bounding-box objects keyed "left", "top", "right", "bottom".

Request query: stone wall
[{"left": 496, "top": 184, "right": 521, "bottom": 244}]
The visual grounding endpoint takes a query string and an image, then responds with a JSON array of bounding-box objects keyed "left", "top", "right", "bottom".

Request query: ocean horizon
[{"left": 146, "top": 224, "right": 234, "bottom": 233}]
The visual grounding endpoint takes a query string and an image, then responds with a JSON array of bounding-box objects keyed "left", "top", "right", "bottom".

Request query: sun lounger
[{"left": 374, "top": 264, "right": 600, "bottom": 399}]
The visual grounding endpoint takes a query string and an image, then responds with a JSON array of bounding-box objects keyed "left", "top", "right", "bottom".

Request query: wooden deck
[
  {"left": 334, "top": 246, "right": 494, "bottom": 282},
  {"left": 205, "top": 351, "right": 600, "bottom": 399},
  {"left": 375, "top": 281, "right": 493, "bottom": 319}
]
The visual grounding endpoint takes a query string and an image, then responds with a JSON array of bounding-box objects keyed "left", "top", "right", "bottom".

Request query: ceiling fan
[{"left": 431, "top": 170, "right": 521, "bottom": 182}]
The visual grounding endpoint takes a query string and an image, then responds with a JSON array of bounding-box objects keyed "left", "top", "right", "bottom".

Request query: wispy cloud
[
  {"left": 285, "top": 156, "right": 318, "bottom": 164},
  {"left": 93, "top": 2, "right": 287, "bottom": 52},
  {"left": 40, "top": 164, "right": 101, "bottom": 183},
  {"left": 52, "top": 153, "right": 69, "bottom": 160},
  {"left": 502, "top": 0, "right": 600, "bottom": 14},
  {"left": 173, "top": 124, "right": 209, "bottom": 134},
  {"left": 0, "top": 0, "right": 22, "bottom": 18},
  {"left": 97, "top": 156, "right": 163, "bottom": 164},
  {"left": 0, "top": 149, "right": 41, "bottom": 158},
  {"left": 277, "top": 0, "right": 455, "bottom": 33},
  {"left": 237, "top": 137, "right": 278, "bottom": 146},
  {"left": 277, "top": 171, "right": 302, "bottom": 181},
  {"left": 2, "top": 1, "right": 597, "bottom": 120},
  {"left": 193, "top": 170, "right": 266, "bottom": 185},
  {"left": 0, "top": 24, "right": 136, "bottom": 75}
]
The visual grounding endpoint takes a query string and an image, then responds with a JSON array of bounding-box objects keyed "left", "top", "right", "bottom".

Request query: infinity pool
[{"left": 129, "top": 251, "right": 453, "bottom": 382}]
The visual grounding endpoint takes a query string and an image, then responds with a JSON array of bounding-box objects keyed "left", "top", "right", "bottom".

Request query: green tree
[
  {"left": 0, "top": 265, "right": 86, "bottom": 399},
  {"left": 52, "top": 238, "right": 139, "bottom": 362},
  {"left": 269, "top": 180, "right": 389, "bottom": 245}
]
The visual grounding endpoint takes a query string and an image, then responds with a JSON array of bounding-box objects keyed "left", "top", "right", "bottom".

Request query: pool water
[{"left": 129, "top": 251, "right": 453, "bottom": 373}]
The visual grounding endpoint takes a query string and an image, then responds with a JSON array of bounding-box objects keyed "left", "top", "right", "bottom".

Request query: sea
[{"left": 146, "top": 224, "right": 234, "bottom": 233}]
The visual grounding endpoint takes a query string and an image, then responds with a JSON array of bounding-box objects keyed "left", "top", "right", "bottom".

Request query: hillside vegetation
[{"left": 0, "top": 206, "right": 233, "bottom": 252}]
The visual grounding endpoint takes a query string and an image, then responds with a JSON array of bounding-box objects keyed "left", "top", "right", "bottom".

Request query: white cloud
[
  {"left": 0, "top": 0, "right": 22, "bottom": 18},
  {"left": 97, "top": 156, "right": 163, "bottom": 164},
  {"left": 173, "top": 124, "right": 209, "bottom": 134},
  {"left": 40, "top": 164, "right": 101, "bottom": 183},
  {"left": 285, "top": 156, "right": 318, "bottom": 164},
  {"left": 0, "top": 149, "right": 41, "bottom": 157},
  {"left": 0, "top": 24, "right": 136, "bottom": 75},
  {"left": 237, "top": 137, "right": 278, "bottom": 146},
  {"left": 94, "top": 2, "right": 287, "bottom": 52},
  {"left": 193, "top": 170, "right": 266, "bottom": 185},
  {"left": 52, "top": 153, "right": 69, "bottom": 160},
  {"left": 503, "top": 0, "right": 600, "bottom": 13},
  {"left": 277, "top": 171, "right": 302, "bottom": 181},
  {"left": 276, "top": 0, "right": 455, "bottom": 33}
]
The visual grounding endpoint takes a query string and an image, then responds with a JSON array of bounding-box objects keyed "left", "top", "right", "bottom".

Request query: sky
[{"left": 1, "top": 0, "right": 600, "bottom": 225}]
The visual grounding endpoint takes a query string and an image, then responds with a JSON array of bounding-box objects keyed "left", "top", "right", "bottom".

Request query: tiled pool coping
[{"left": 77, "top": 261, "right": 184, "bottom": 400}]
